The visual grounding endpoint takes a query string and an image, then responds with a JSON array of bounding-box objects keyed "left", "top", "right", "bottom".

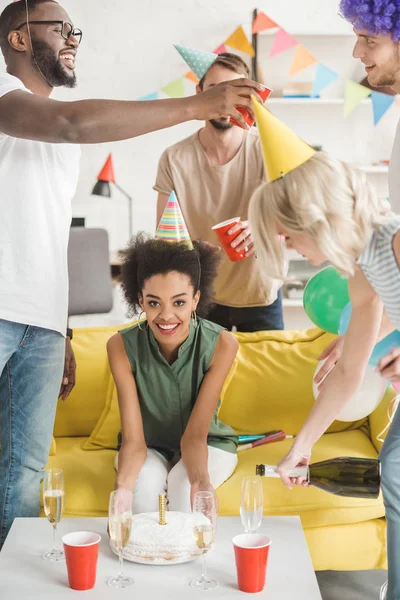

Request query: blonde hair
[{"left": 249, "top": 152, "right": 392, "bottom": 279}]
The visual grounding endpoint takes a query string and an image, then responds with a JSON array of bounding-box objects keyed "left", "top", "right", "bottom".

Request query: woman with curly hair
[{"left": 107, "top": 233, "right": 238, "bottom": 514}]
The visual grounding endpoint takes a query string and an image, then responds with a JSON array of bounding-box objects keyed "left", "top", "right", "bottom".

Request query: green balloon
[{"left": 303, "top": 266, "right": 349, "bottom": 334}]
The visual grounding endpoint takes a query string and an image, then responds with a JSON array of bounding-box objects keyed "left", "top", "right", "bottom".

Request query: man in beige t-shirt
[{"left": 154, "top": 53, "right": 283, "bottom": 332}]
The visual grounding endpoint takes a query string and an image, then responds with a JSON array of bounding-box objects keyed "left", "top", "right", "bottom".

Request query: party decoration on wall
[
  {"left": 214, "top": 44, "right": 228, "bottom": 54},
  {"left": 225, "top": 26, "right": 255, "bottom": 57},
  {"left": 268, "top": 28, "right": 298, "bottom": 58},
  {"left": 303, "top": 266, "right": 349, "bottom": 334},
  {"left": 252, "top": 97, "right": 315, "bottom": 181},
  {"left": 344, "top": 81, "right": 372, "bottom": 117},
  {"left": 289, "top": 45, "right": 318, "bottom": 77},
  {"left": 135, "top": 10, "right": 398, "bottom": 128},
  {"left": 185, "top": 71, "right": 199, "bottom": 84},
  {"left": 155, "top": 191, "right": 193, "bottom": 248},
  {"left": 161, "top": 77, "right": 185, "bottom": 98},
  {"left": 138, "top": 91, "right": 158, "bottom": 101},
  {"left": 174, "top": 45, "right": 218, "bottom": 80},
  {"left": 312, "top": 63, "right": 340, "bottom": 97},
  {"left": 252, "top": 11, "right": 278, "bottom": 34},
  {"left": 371, "top": 91, "right": 396, "bottom": 125}
]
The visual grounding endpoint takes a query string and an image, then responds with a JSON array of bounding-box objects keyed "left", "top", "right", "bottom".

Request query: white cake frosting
[{"left": 120, "top": 511, "right": 203, "bottom": 564}]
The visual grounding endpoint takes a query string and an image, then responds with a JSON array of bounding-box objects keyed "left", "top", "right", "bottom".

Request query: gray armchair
[{"left": 67, "top": 227, "right": 113, "bottom": 316}]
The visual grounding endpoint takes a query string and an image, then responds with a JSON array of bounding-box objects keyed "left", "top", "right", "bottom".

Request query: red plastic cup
[
  {"left": 62, "top": 531, "right": 101, "bottom": 591},
  {"left": 212, "top": 217, "right": 247, "bottom": 262},
  {"left": 233, "top": 533, "right": 271, "bottom": 593},
  {"left": 230, "top": 86, "right": 272, "bottom": 129}
]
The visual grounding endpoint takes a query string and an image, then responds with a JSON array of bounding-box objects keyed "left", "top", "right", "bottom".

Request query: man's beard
[
  {"left": 209, "top": 117, "right": 234, "bottom": 131},
  {"left": 30, "top": 38, "right": 76, "bottom": 88},
  {"left": 369, "top": 46, "right": 400, "bottom": 88}
]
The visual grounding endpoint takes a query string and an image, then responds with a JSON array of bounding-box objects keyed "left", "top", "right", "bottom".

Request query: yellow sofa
[{"left": 46, "top": 324, "right": 394, "bottom": 571}]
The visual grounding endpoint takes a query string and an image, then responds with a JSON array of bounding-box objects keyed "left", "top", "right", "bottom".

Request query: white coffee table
[{"left": 0, "top": 516, "right": 322, "bottom": 599}]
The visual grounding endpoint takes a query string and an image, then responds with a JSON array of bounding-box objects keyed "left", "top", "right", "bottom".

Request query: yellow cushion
[
  {"left": 219, "top": 327, "right": 367, "bottom": 436},
  {"left": 45, "top": 437, "right": 116, "bottom": 517},
  {"left": 49, "top": 436, "right": 56, "bottom": 456},
  {"left": 53, "top": 325, "right": 130, "bottom": 437},
  {"left": 305, "top": 518, "right": 387, "bottom": 571},
  {"left": 218, "top": 430, "right": 384, "bottom": 528},
  {"left": 83, "top": 385, "right": 120, "bottom": 451}
]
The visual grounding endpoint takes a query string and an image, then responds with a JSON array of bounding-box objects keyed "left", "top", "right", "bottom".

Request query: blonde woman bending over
[{"left": 249, "top": 149, "right": 400, "bottom": 596}]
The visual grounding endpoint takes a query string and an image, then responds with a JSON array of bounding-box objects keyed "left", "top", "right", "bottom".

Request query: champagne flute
[
  {"left": 42, "top": 468, "right": 65, "bottom": 561},
  {"left": 191, "top": 491, "right": 217, "bottom": 591},
  {"left": 107, "top": 489, "right": 134, "bottom": 588},
  {"left": 240, "top": 476, "right": 263, "bottom": 533}
]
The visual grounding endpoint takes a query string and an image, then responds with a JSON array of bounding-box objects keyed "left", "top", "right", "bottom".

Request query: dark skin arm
[{"left": 0, "top": 79, "right": 265, "bottom": 143}]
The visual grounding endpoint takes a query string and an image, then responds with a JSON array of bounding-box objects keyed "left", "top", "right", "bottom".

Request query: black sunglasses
[{"left": 15, "top": 20, "right": 83, "bottom": 45}]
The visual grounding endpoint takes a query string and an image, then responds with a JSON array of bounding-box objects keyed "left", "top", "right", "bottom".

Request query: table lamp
[{"left": 91, "top": 154, "right": 133, "bottom": 239}]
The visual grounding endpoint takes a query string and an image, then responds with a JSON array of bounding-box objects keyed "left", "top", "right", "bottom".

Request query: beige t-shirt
[{"left": 154, "top": 130, "right": 279, "bottom": 308}]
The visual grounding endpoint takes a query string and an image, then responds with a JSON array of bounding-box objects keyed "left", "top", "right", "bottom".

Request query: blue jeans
[
  {"left": 0, "top": 319, "right": 65, "bottom": 549},
  {"left": 380, "top": 400, "right": 400, "bottom": 600},
  {"left": 207, "top": 291, "right": 284, "bottom": 333}
]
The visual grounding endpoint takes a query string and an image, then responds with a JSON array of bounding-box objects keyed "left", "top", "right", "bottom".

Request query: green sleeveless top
[{"left": 118, "top": 317, "right": 237, "bottom": 459}]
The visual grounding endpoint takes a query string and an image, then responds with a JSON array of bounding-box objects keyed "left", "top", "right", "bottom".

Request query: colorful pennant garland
[
  {"left": 344, "top": 81, "right": 371, "bottom": 118},
  {"left": 289, "top": 45, "right": 318, "bottom": 77},
  {"left": 269, "top": 28, "right": 298, "bottom": 58},
  {"left": 252, "top": 12, "right": 278, "bottom": 34},
  {"left": 225, "top": 26, "right": 255, "bottom": 57},
  {"left": 371, "top": 91, "right": 396, "bottom": 125},
  {"left": 135, "top": 12, "right": 397, "bottom": 126}
]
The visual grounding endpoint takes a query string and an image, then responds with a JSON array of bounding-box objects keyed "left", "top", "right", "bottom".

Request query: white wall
[{"left": 0, "top": 0, "right": 398, "bottom": 252}]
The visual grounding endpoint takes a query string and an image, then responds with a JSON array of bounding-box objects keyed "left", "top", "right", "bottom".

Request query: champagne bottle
[{"left": 256, "top": 457, "right": 380, "bottom": 499}]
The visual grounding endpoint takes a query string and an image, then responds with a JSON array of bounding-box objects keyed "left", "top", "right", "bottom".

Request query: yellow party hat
[
  {"left": 155, "top": 191, "right": 193, "bottom": 249},
  {"left": 251, "top": 97, "right": 316, "bottom": 182}
]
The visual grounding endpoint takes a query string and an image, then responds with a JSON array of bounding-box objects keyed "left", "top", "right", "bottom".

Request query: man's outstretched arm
[{"left": 0, "top": 78, "right": 264, "bottom": 143}]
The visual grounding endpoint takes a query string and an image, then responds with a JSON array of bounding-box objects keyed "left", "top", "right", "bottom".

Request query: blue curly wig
[{"left": 340, "top": 0, "right": 400, "bottom": 40}]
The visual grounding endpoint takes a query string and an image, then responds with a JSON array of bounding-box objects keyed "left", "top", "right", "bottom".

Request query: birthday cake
[{"left": 117, "top": 511, "right": 203, "bottom": 565}]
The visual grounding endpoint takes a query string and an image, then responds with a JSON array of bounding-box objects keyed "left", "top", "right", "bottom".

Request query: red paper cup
[
  {"left": 230, "top": 86, "right": 272, "bottom": 129},
  {"left": 62, "top": 531, "right": 101, "bottom": 591},
  {"left": 233, "top": 533, "right": 271, "bottom": 593},
  {"left": 212, "top": 217, "right": 247, "bottom": 262}
]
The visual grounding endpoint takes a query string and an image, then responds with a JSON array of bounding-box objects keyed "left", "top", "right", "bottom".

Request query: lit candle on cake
[{"left": 159, "top": 493, "right": 167, "bottom": 526}]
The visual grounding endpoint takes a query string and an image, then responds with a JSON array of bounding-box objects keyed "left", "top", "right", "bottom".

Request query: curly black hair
[{"left": 120, "top": 233, "right": 221, "bottom": 318}]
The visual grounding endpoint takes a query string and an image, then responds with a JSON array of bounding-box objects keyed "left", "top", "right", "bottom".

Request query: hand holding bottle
[{"left": 276, "top": 446, "right": 311, "bottom": 490}]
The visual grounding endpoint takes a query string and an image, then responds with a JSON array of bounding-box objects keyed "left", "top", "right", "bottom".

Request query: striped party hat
[
  {"left": 155, "top": 191, "right": 193, "bottom": 248},
  {"left": 174, "top": 44, "right": 218, "bottom": 80}
]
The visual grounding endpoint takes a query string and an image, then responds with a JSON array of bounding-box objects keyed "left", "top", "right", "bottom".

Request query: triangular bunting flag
[
  {"left": 312, "top": 63, "right": 339, "bottom": 97},
  {"left": 344, "top": 80, "right": 371, "bottom": 118},
  {"left": 252, "top": 12, "right": 278, "bottom": 34},
  {"left": 161, "top": 77, "right": 185, "bottom": 98},
  {"left": 225, "top": 26, "right": 255, "bottom": 57},
  {"left": 174, "top": 45, "right": 218, "bottom": 80},
  {"left": 269, "top": 28, "right": 298, "bottom": 58},
  {"left": 289, "top": 45, "right": 318, "bottom": 76},
  {"left": 214, "top": 44, "right": 227, "bottom": 54},
  {"left": 137, "top": 91, "right": 158, "bottom": 101},
  {"left": 251, "top": 98, "right": 316, "bottom": 181},
  {"left": 155, "top": 191, "right": 193, "bottom": 248},
  {"left": 371, "top": 91, "right": 395, "bottom": 125},
  {"left": 97, "top": 154, "right": 115, "bottom": 183},
  {"left": 185, "top": 71, "right": 199, "bottom": 84}
]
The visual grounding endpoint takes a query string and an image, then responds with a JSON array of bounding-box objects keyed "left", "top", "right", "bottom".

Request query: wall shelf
[{"left": 282, "top": 298, "right": 304, "bottom": 308}]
